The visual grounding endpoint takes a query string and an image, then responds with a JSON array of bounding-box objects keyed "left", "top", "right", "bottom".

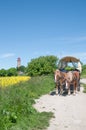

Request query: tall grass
[
  {"left": 0, "top": 75, "right": 54, "bottom": 130},
  {"left": 81, "top": 83, "right": 86, "bottom": 93}
]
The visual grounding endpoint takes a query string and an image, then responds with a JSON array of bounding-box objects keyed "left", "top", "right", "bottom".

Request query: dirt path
[{"left": 34, "top": 79, "right": 86, "bottom": 130}]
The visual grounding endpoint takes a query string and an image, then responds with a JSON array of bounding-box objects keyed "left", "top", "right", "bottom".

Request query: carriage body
[{"left": 58, "top": 56, "right": 82, "bottom": 73}]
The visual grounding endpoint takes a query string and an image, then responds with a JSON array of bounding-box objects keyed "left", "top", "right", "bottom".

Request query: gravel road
[{"left": 34, "top": 79, "right": 86, "bottom": 130}]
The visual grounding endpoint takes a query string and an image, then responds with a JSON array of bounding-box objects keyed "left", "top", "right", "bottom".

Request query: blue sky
[{"left": 0, "top": 0, "right": 86, "bottom": 69}]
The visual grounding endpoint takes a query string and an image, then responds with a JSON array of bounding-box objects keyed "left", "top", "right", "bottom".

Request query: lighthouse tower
[{"left": 17, "top": 57, "right": 21, "bottom": 68}]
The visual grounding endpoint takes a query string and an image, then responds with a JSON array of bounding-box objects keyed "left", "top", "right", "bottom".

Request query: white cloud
[
  {"left": 0, "top": 53, "right": 15, "bottom": 59},
  {"left": 55, "top": 36, "right": 86, "bottom": 43},
  {"left": 77, "top": 36, "right": 86, "bottom": 41}
]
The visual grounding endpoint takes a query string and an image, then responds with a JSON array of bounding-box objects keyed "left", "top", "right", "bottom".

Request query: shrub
[{"left": 26, "top": 55, "right": 58, "bottom": 76}]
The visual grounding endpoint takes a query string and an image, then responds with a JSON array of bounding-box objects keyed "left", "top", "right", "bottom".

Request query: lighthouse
[{"left": 17, "top": 57, "right": 21, "bottom": 68}]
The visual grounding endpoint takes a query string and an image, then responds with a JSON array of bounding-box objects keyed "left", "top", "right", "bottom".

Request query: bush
[{"left": 26, "top": 55, "right": 58, "bottom": 76}]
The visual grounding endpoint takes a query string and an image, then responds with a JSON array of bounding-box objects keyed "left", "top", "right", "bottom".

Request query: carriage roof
[
  {"left": 59, "top": 56, "right": 80, "bottom": 62},
  {"left": 58, "top": 56, "right": 82, "bottom": 71}
]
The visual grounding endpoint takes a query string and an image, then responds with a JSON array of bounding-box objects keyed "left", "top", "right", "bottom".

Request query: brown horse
[
  {"left": 73, "top": 71, "right": 80, "bottom": 91},
  {"left": 54, "top": 69, "right": 67, "bottom": 95},
  {"left": 65, "top": 71, "right": 80, "bottom": 95}
]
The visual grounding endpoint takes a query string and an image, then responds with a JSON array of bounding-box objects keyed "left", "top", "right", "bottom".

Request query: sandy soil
[{"left": 34, "top": 79, "right": 86, "bottom": 130}]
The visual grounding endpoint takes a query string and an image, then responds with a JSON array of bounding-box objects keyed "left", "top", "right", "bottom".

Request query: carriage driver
[{"left": 76, "top": 61, "right": 82, "bottom": 73}]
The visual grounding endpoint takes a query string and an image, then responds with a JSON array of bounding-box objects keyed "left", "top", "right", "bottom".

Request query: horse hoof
[
  {"left": 73, "top": 93, "right": 76, "bottom": 96},
  {"left": 68, "top": 92, "right": 71, "bottom": 95},
  {"left": 55, "top": 91, "right": 58, "bottom": 95}
]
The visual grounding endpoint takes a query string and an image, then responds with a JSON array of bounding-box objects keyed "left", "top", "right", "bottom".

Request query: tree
[
  {"left": 26, "top": 55, "right": 58, "bottom": 76},
  {"left": 0, "top": 69, "right": 7, "bottom": 76},
  {"left": 17, "top": 65, "right": 26, "bottom": 75},
  {"left": 7, "top": 67, "right": 18, "bottom": 76},
  {"left": 17, "top": 65, "right": 26, "bottom": 73}
]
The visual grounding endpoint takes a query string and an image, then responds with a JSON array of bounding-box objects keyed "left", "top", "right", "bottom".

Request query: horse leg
[
  {"left": 76, "top": 80, "right": 79, "bottom": 93},
  {"left": 55, "top": 83, "right": 59, "bottom": 95},
  {"left": 59, "top": 85, "right": 63, "bottom": 95},
  {"left": 77, "top": 80, "right": 80, "bottom": 91},
  {"left": 66, "top": 81, "right": 70, "bottom": 95},
  {"left": 73, "top": 82, "right": 77, "bottom": 95},
  {"left": 68, "top": 83, "right": 71, "bottom": 95}
]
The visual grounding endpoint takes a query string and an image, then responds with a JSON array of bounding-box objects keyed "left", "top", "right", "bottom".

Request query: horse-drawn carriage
[{"left": 54, "top": 56, "right": 82, "bottom": 95}]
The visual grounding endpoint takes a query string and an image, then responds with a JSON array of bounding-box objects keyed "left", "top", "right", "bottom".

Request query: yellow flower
[{"left": 0, "top": 76, "right": 31, "bottom": 88}]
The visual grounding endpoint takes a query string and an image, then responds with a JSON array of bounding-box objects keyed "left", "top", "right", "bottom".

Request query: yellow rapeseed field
[{"left": 0, "top": 76, "right": 31, "bottom": 88}]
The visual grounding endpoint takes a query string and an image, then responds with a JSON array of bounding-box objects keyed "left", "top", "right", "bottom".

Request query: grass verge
[
  {"left": 81, "top": 83, "right": 86, "bottom": 93},
  {"left": 0, "top": 75, "right": 54, "bottom": 130}
]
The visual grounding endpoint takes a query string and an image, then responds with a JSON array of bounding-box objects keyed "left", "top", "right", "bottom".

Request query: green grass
[
  {"left": 81, "top": 71, "right": 86, "bottom": 78},
  {"left": 0, "top": 75, "right": 55, "bottom": 130},
  {"left": 80, "top": 73, "right": 86, "bottom": 93},
  {"left": 80, "top": 71, "right": 86, "bottom": 92},
  {"left": 81, "top": 83, "right": 86, "bottom": 93},
  {"left": 81, "top": 74, "right": 86, "bottom": 78}
]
